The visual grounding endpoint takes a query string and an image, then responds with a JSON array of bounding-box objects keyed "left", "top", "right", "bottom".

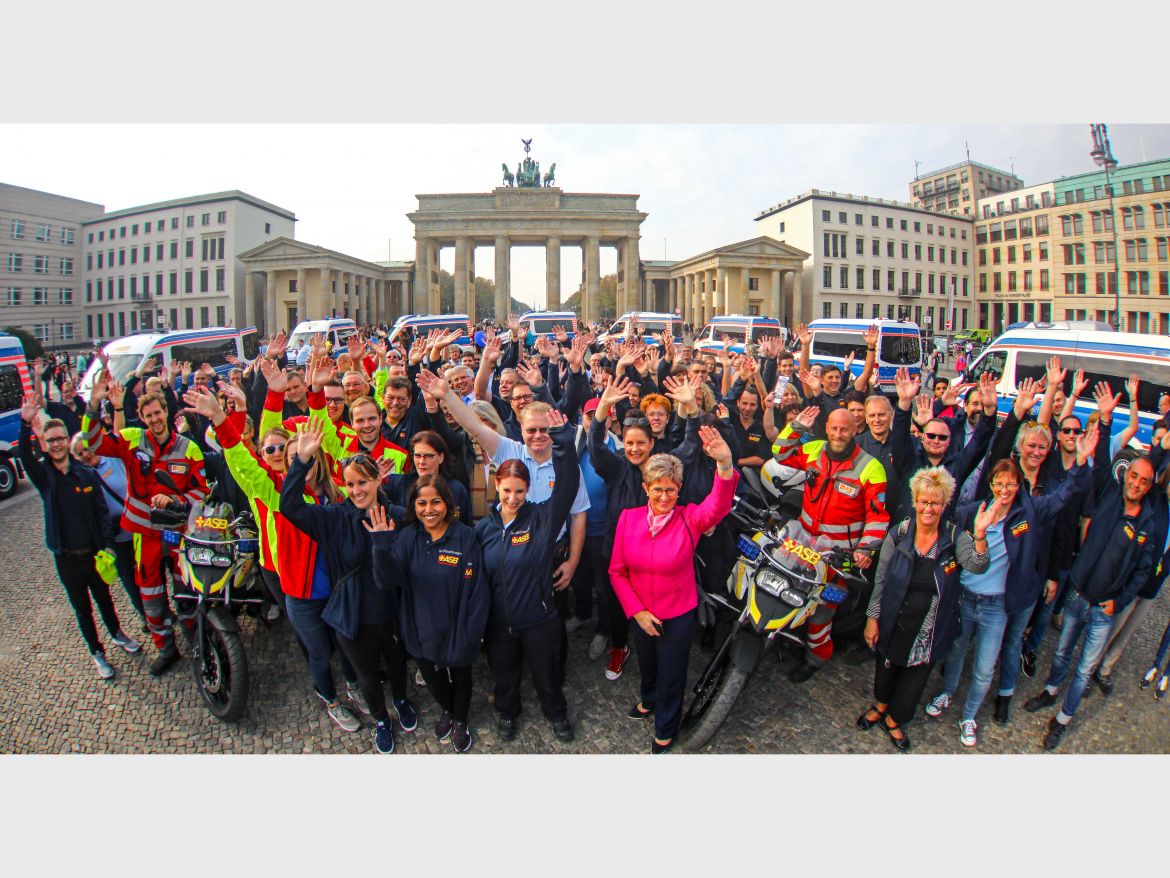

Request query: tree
[
  {"left": 434, "top": 270, "right": 532, "bottom": 322},
  {"left": 562, "top": 273, "right": 617, "bottom": 318},
  {"left": 3, "top": 326, "right": 44, "bottom": 360}
]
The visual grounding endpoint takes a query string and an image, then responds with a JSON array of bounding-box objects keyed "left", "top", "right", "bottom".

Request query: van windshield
[
  {"left": 531, "top": 318, "right": 567, "bottom": 334},
  {"left": 750, "top": 325, "right": 778, "bottom": 342},
  {"left": 967, "top": 349, "right": 1007, "bottom": 382},
  {"left": 104, "top": 354, "right": 144, "bottom": 385},
  {"left": 880, "top": 334, "right": 921, "bottom": 366},
  {"left": 712, "top": 327, "right": 747, "bottom": 343},
  {"left": 811, "top": 331, "right": 866, "bottom": 360}
]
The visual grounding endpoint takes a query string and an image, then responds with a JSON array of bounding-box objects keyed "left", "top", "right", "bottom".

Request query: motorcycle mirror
[{"left": 153, "top": 468, "right": 181, "bottom": 493}]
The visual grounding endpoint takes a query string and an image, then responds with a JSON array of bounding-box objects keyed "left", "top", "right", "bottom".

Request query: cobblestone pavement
[{"left": 1, "top": 479, "right": 1167, "bottom": 755}]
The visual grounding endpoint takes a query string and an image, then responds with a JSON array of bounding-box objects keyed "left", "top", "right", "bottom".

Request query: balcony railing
[
  {"left": 130, "top": 292, "right": 153, "bottom": 306},
  {"left": 897, "top": 288, "right": 921, "bottom": 298}
]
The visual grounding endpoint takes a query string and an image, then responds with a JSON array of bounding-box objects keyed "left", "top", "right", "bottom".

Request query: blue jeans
[
  {"left": 939, "top": 590, "right": 1008, "bottom": 723},
  {"left": 285, "top": 594, "right": 347, "bottom": 703},
  {"left": 1023, "top": 570, "right": 1070, "bottom": 654},
  {"left": 1154, "top": 616, "right": 1170, "bottom": 672},
  {"left": 996, "top": 606, "right": 1032, "bottom": 697},
  {"left": 1044, "top": 592, "right": 1116, "bottom": 719}
]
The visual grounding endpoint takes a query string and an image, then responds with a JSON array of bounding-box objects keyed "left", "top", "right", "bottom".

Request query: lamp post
[{"left": 1089, "top": 123, "right": 1121, "bottom": 330}]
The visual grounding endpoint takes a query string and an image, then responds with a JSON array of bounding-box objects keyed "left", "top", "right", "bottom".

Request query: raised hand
[
  {"left": 107, "top": 380, "right": 125, "bottom": 408},
  {"left": 599, "top": 375, "right": 633, "bottom": 410},
  {"left": 796, "top": 323, "right": 812, "bottom": 347},
  {"left": 842, "top": 350, "right": 856, "bottom": 376},
  {"left": 266, "top": 330, "right": 288, "bottom": 361},
  {"left": 137, "top": 356, "right": 159, "bottom": 378},
  {"left": 346, "top": 335, "right": 364, "bottom": 362},
  {"left": 182, "top": 385, "right": 222, "bottom": 421},
  {"left": 793, "top": 405, "right": 821, "bottom": 430},
  {"left": 363, "top": 504, "right": 394, "bottom": 533},
  {"left": 1125, "top": 373, "right": 1140, "bottom": 410},
  {"left": 699, "top": 424, "right": 733, "bottom": 467},
  {"left": 30, "top": 357, "right": 45, "bottom": 379},
  {"left": 259, "top": 356, "right": 288, "bottom": 393},
  {"left": 714, "top": 402, "right": 729, "bottom": 419},
  {"left": 1071, "top": 368, "right": 1089, "bottom": 399},
  {"left": 973, "top": 498, "right": 1006, "bottom": 536},
  {"left": 1076, "top": 420, "right": 1099, "bottom": 465},
  {"left": 797, "top": 367, "right": 821, "bottom": 396},
  {"left": 20, "top": 393, "right": 39, "bottom": 423},
  {"left": 219, "top": 379, "right": 247, "bottom": 412},
  {"left": 661, "top": 374, "right": 695, "bottom": 408},
  {"left": 378, "top": 457, "right": 395, "bottom": 482},
  {"left": 913, "top": 392, "right": 934, "bottom": 426},
  {"left": 309, "top": 354, "right": 335, "bottom": 390},
  {"left": 978, "top": 371, "right": 998, "bottom": 410},
  {"left": 168, "top": 358, "right": 184, "bottom": 380},
  {"left": 296, "top": 420, "right": 324, "bottom": 463},
  {"left": 863, "top": 322, "right": 879, "bottom": 350},
  {"left": 565, "top": 334, "right": 587, "bottom": 371},
  {"left": 408, "top": 336, "right": 428, "bottom": 366},
  {"left": 894, "top": 367, "right": 920, "bottom": 405},
  {"left": 89, "top": 369, "right": 110, "bottom": 404},
  {"left": 415, "top": 368, "right": 451, "bottom": 400},
  {"left": 1093, "top": 380, "right": 1121, "bottom": 418},
  {"left": 546, "top": 408, "right": 568, "bottom": 430},
  {"left": 1045, "top": 355, "right": 1066, "bottom": 388},
  {"left": 1013, "top": 376, "right": 1043, "bottom": 416},
  {"left": 515, "top": 358, "right": 545, "bottom": 388},
  {"left": 552, "top": 324, "right": 569, "bottom": 343}
]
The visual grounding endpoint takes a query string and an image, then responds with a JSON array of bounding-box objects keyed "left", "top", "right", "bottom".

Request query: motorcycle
[
  {"left": 152, "top": 469, "right": 262, "bottom": 722},
  {"left": 678, "top": 467, "right": 867, "bottom": 752}
]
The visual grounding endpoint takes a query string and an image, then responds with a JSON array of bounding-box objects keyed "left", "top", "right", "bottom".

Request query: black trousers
[
  {"left": 259, "top": 566, "right": 284, "bottom": 609},
  {"left": 559, "top": 536, "right": 597, "bottom": 623},
  {"left": 571, "top": 535, "right": 627, "bottom": 648},
  {"left": 54, "top": 551, "right": 122, "bottom": 654},
  {"left": 630, "top": 609, "right": 696, "bottom": 742},
  {"left": 416, "top": 660, "right": 473, "bottom": 723},
  {"left": 334, "top": 621, "right": 409, "bottom": 723},
  {"left": 485, "top": 616, "right": 567, "bottom": 722},
  {"left": 111, "top": 538, "right": 145, "bottom": 617},
  {"left": 873, "top": 655, "right": 935, "bottom": 726}
]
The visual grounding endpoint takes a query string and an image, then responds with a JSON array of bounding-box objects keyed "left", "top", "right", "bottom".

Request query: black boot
[
  {"left": 149, "top": 642, "right": 181, "bottom": 676},
  {"left": 993, "top": 694, "right": 1012, "bottom": 725}
]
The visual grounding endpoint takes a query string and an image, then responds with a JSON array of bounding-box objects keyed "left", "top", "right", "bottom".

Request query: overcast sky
[{"left": 4, "top": 123, "right": 1170, "bottom": 311}]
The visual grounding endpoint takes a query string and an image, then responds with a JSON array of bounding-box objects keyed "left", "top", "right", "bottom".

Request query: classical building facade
[
  {"left": 1, "top": 182, "right": 104, "bottom": 348},
  {"left": 236, "top": 238, "right": 412, "bottom": 334},
  {"left": 81, "top": 191, "right": 295, "bottom": 341},
  {"left": 973, "top": 182, "right": 1056, "bottom": 334},
  {"left": 755, "top": 190, "right": 975, "bottom": 333},
  {"left": 910, "top": 160, "right": 1024, "bottom": 217}
]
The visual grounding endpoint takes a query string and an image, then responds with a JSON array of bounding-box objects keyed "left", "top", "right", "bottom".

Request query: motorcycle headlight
[
  {"left": 187, "top": 545, "right": 214, "bottom": 565},
  {"left": 210, "top": 554, "right": 233, "bottom": 568},
  {"left": 755, "top": 569, "right": 789, "bottom": 597}
]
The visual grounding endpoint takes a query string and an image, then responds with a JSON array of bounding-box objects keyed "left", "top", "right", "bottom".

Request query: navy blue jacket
[
  {"left": 475, "top": 424, "right": 580, "bottom": 631},
  {"left": 279, "top": 457, "right": 395, "bottom": 627},
  {"left": 892, "top": 406, "right": 994, "bottom": 522},
  {"left": 371, "top": 520, "right": 489, "bottom": 667},
  {"left": 20, "top": 422, "right": 115, "bottom": 555},
  {"left": 956, "top": 463, "right": 1092, "bottom": 615}
]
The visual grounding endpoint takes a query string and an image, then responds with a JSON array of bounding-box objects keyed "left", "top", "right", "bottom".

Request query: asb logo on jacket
[
  {"left": 511, "top": 532, "right": 530, "bottom": 545},
  {"left": 437, "top": 553, "right": 461, "bottom": 567}
]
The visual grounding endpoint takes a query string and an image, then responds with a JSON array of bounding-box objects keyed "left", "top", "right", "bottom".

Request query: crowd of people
[{"left": 17, "top": 313, "right": 1170, "bottom": 754}]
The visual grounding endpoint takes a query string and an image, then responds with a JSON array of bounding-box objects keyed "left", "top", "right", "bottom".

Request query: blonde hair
[
  {"left": 285, "top": 431, "right": 344, "bottom": 504},
  {"left": 1015, "top": 422, "right": 1052, "bottom": 452},
  {"left": 642, "top": 453, "right": 683, "bottom": 488},
  {"left": 909, "top": 466, "right": 956, "bottom": 506},
  {"left": 469, "top": 400, "right": 506, "bottom": 436},
  {"left": 519, "top": 400, "right": 552, "bottom": 425}
]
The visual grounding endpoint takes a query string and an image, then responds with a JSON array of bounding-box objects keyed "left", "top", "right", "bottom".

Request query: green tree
[
  {"left": 433, "top": 270, "right": 533, "bottom": 322},
  {"left": 562, "top": 273, "right": 617, "bottom": 318},
  {"left": 3, "top": 326, "right": 44, "bottom": 360}
]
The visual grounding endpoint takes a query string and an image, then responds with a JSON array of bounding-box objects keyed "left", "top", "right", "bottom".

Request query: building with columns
[
  {"left": 755, "top": 189, "right": 975, "bottom": 333},
  {"left": 236, "top": 238, "right": 412, "bottom": 335}
]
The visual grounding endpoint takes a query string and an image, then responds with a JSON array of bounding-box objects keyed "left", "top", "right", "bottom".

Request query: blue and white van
[
  {"left": 598, "top": 311, "right": 684, "bottom": 347},
  {"left": 78, "top": 326, "right": 260, "bottom": 402},
  {"left": 0, "top": 333, "right": 34, "bottom": 499},
  {"left": 957, "top": 324, "right": 1170, "bottom": 447},
  {"left": 694, "top": 315, "right": 785, "bottom": 355},
  {"left": 289, "top": 318, "right": 358, "bottom": 356},
  {"left": 807, "top": 319, "right": 923, "bottom": 392},
  {"left": 517, "top": 310, "right": 579, "bottom": 347},
  {"left": 387, "top": 314, "right": 474, "bottom": 348}
]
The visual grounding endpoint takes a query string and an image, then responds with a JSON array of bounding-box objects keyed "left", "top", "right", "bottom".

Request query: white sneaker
[
  {"left": 92, "top": 651, "right": 115, "bottom": 679},
  {"left": 959, "top": 719, "right": 978, "bottom": 747},
  {"left": 414, "top": 668, "right": 427, "bottom": 688},
  {"left": 924, "top": 692, "right": 952, "bottom": 718},
  {"left": 325, "top": 699, "right": 360, "bottom": 732},
  {"left": 112, "top": 630, "right": 141, "bottom": 654},
  {"left": 346, "top": 683, "right": 371, "bottom": 716},
  {"left": 588, "top": 633, "right": 609, "bottom": 661},
  {"left": 265, "top": 604, "right": 282, "bottom": 622}
]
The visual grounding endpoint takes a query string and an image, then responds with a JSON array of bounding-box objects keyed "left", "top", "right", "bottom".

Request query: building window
[
  {"left": 185, "top": 239, "right": 194, "bottom": 258},
  {"left": 58, "top": 288, "right": 73, "bottom": 306},
  {"left": 822, "top": 302, "right": 832, "bottom": 318},
  {"left": 886, "top": 218, "right": 894, "bottom": 229},
  {"left": 264, "top": 223, "right": 272, "bottom": 234},
  {"left": 1024, "top": 271, "right": 1033, "bottom": 291},
  {"left": 914, "top": 222, "right": 921, "bottom": 232},
  {"left": 856, "top": 267, "right": 865, "bottom": 290},
  {"left": 871, "top": 239, "right": 879, "bottom": 256},
  {"left": 156, "top": 243, "right": 164, "bottom": 260},
  {"left": 887, "top": 270, "right": 895, "bottom": 292},
  {"left": 33, "top": 287, "right": 48, "bottom": 305},
  {"left": 1039, "top": 242, "right": 1049, "bottom": 261},
  {"left": 838, "top": 212, "right": 847, "bottom": 223},
  {"left": 157, "top": 220, "right": 165, "bottom": 232},
  {"left": 1040, "top": 269, "right": 1049, "bottom": 291},
  {"left": 34, "top": 255, "right": 49, "bottom": 274},
  {"left": 873, "top": 269, "right": 881, "bottom": 290},
  {"left": 901, "top": 242, "right": 909, "bottom": 259},
  {"left": 927, "top": 246, "right": 934, "bottom": 262},
  {"left": 86, "top": 281, "right": 92, "bottom": 303},
  {"left": 871, "top": 216, "right": 879, "bottom": 227},
  {"left": 200, "top": 269, "right": 209, "bottom": 293},
  {"left": 185, "top": 271, "right": 193, "bottom": 293},
  {"left": 215, "top": 268, "right": 225, "bottom": 292},
  {"left": 129, "top": 248, "right": 137, "bottom": 265},
  {"left": 993, "top": 273, "right": 1002, "bottom": 292},
  {"left": 840, "top": 266, "right": 849, "bottom": 289},
  {"left": 217, "top": 211, "right": 227, "bottom": 224},
  {"left": 856, "top": 237, "right": 864, "bottom": 255},
  {"left": 979, "top": 274, "right": 988, "bottom": 293},
  {"left": 57, "top": 257, "right": 74, "bottom": 275},
  {"left": 118, "top": 278, "right": 125, "bottom": 298},
  {"left": 142, "top": 245, "right": 150, "bottom": 263},
  {"left": 186, "top": 216, "right": 194, "bottom": 228},
  {"left": 822, "top": 266, "right": 832, "bottom": 289},
  {"left": 10, "top": 220, "right": 24, "bottom": 240},
  {"left": 822, "top": 210, "right": 831, "bottom": 222},
  {"left": 839, "top": 302, "right": 849, "bottom": 318},
  {"left": 35, "top": 224, "right": 51, "bottom": 242},
  {"left": 170, "top": 241, "right": 178, "bottom": 259},
  {"left": 118, "top": 250, "right": 125, "bottom": 266},
  {"left": 170, "top": 272, "right": 178, "bottom": 294},
  {"left": 200, "top": 306, "right": 210, "bottom": 326},
  {"left": 1095, "top": 272, "right": 1118, "bottom": 294},
  {"left": 886, "top": 241, "right": 894, "bottom": 257},
  {"left": 914, "top": 244, "right": 922, "bottom": 261},
  {"left": 1008, "top": 273, "right": 1017, "bottom": 292},
  {"left": 5, "top": 287, "right": 19, "bottom": 306},
  {"left": 201, "top": 213, "right": 211, "bottom": 226},
  {"left": 928, "top": 274, "right": 935, "bottom": 294}
]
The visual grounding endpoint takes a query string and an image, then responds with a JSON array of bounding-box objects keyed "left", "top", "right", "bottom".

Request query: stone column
[
  {"left": 790, "top": 269, "right": 803, "bottom": 326},
  {"left": 364, "top": 277, "right": 373, "bottom": 325},
  {"left": 264, "top": 270, "right": 276, "bottom": 335},
  {"left": 545, "top": 237, "right": 561, "bottom": 310},
  {"left": 624, "top": 236, "right": 640, "bottom": 317},
  {"left": 713, "top": 268, "right": 725, "bottom": 317},
  {"left": 428, "top": 241, "right": 442, "bottom": 313},
  {"left": 296, "top": 267, "right": 308, "bottom": 326},
  {"left": 585, "top": 236, "right": 601, "bottom": 323},
  {"left": 740, "top": 267, "right": 752, "bottom": 315},
  {"left": 466, "top": 244, "right": 478, "bottom": 322},
  {"left": 706, "top": 269, "right": 717, "bottom": 322},
  {"left": 244, "top": 271, "right": 256, "bottom": 329},
  {"left": 414, "top": 239, "right": 428, "bottom": 316},
  {"left": 494, "top": 237, "right": 510, "bottom": 322},
  {"left": 771, "top": 269, "right": 782, "bottom": 322},
  {"left": 375, "top": 279, "right": 385, "bottom": 325},
  {"left": 343, "top": 272, "right": 353, "bottom": 319},
  {"left": 454, "top": 236, "right": 470, "bottom": 315},
  {"left": 318, "top": 267, "right": 332, "bottom": 318}
]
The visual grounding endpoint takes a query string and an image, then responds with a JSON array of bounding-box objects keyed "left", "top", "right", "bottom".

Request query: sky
[{"left": 4, "top": 123, "right": 1170, "bottom": 311}]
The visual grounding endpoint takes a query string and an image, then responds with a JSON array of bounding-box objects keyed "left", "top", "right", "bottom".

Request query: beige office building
[
  {"left": 1, "top": 183, "right": 104, "bottom": 348},
  {"left": 81, "top": 191, "right": 295, "bottom": 342},
  {"left": 754, "top": 190, "right": 975, "bottom": 333},
  {"left": 910, "top": 160, "right": 1024, "bottom": 218},
  {"left": 973, "top": 182, "right": 1057, "bottom": 333}
]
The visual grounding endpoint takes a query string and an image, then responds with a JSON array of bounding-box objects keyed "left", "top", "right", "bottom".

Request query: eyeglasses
[
  {"left": 1059, "top": 427, "right": 1084, "bottom": 435},
  {"left": 523, "top": 427, "right": 551, "bottom": 436},
  {"left": 324, "top": 396, "right": 345, "bottom": 406},
  {"left": 991, "top": 482, "right": 1019, "bottom": 492},
  {"left": 647, "top": 486, "right": 679, "bottom": 497},
  {"left": 923, "top": 432, "right": 951, "bottom": 442},
  {"left": 511, "top": 394, "right": 533, "bottom": 403},
  {"left": 44, "top": 436, "right": 69, "bottom": 444},
  {"left": 262, "top": 443, "right": 287, "bottom": 455},
  {"left": 413, "top": 451, "right": 439, "bottom": 461},
  {"left": 339, "top": 453, "right": 374, "bottom": 468}
]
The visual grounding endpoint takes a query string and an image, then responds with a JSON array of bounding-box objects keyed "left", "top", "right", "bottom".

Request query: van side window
[
  {"left": 968, "top": 350, "right": 1007, "bottom": 382},
  {"left": 1013, "top": 351, "right": 1051, "bottom": 388},
  {"left": 811, "top": 331, "right": 867, "bottom": 360},
  {"left": 0, "top": 364, "right": 23, "bottom": 412},
  {"left": 242, "top": 333, "right": 260, "bottom": 360},
  {"left": 1072, "top": 353, "right": 1166, "bottom": 414},
  {"left": 880, "top": 334, "right": 922, "bottom": 366},
  {"left": 170, "top": 338, "right": 237, "bottom": 368}
]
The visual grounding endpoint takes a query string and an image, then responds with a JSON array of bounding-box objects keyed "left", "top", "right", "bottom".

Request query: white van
[
  {"left": 957, "top": 324, "right": 1170, "bottom": 446},
  {"left": 78, "top": 326, "right": 259, "bottom": 402},
  {"left": 517, "top": 310, "right": 579, "bottom": 347},
  {"left": 807, "top": 319, "right": 923, "bottom": 393},
  {"left": 289, "top": 318, "right": 358, "bottom": 355},
  {"left": 598, "top": 312, "right": 683, "bottom": 346},
  {"left": 387, "top": 314, "right": 474, "bottom": 348},
  {"left": 693, "top": 315, "right": 785, "bottom": 355}
]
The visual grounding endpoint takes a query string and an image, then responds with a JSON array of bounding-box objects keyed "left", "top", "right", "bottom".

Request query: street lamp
[{"left": 1089, "top": 123, "right": 1121, "bottom": 331}]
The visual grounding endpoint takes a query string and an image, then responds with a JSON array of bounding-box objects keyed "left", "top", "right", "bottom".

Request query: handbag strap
[{"left": 92, "top": 469, "right": 127, "bottom": 508}]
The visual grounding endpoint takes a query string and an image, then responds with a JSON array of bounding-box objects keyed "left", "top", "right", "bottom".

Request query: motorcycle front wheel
[
  {"left": 193, "top": 606, "right": 249, "bottom": 722},
  {"left": 678, "top": 649, "right": 751, "bottom": 753}
]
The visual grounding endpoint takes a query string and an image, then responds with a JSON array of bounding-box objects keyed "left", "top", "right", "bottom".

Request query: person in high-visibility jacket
[
  {"left": 772, "top": 405, "right": 889, "bottom": 682},
  {"left": 82, "top": 378, "right": 206, "bottom": 676}
]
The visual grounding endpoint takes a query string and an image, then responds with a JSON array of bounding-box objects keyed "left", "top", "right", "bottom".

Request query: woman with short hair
[{"left": 608, "top": 427, "right": 738, "bottom": 754}]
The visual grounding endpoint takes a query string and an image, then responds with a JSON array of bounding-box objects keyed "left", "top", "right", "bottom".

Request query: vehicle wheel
[
  {"left": 193, "top": 607, "right": 249, "bottom": 722},
  {"left": 678, "top": 658, "right": 751, "bottom": 754},
  {"left": 0, "top": 458, "right": 17, "bottom": 500}
]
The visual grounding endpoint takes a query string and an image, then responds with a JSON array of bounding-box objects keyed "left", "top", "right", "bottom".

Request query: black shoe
[
  {"left": 651, "top": 737, "right": 673, "bottom": 754},
  {"left": 552, "top": 718, "right": 575, "bottom": 742},
  {"left": 1020, "top": 650, "right": 1037, "bottom": 678},
  {"left": 434, "top": 711, "right": 453, "bottom": 742},
  {"left": 1043, "top": 717, "right": 1066, "bottom": 751},
  {"left": 497, "top": 716, "right": 517, "bottom": 742},
  {"left": 883, "top": 717, "right": 911, "bottom": 753},
  {"left": 452, "top": 721, "right": 472, "bottom": 753},
  {"left": 993, "top": 694, "right": 1012, "bottom": 725},
  {"left": 699, "top": 625, "right": 716, "bottom": 650},
  {"left": 856, "top": 705, "right": 885, "bottom": 731},
  {"left": 1024, "top": 689, "right": 1057, "bottom": 713},
  {"left": 1093, "top": 670, "right": 1115, "bottom": 697},
  {"left": 148, "top": 643, "right": 180, "bottom": 677},
  {"left": 627, "top": 702, "right": 654, "bottom": 720},
  {"left": 788, "top": 661, "right": 821, "bottom": 684}
]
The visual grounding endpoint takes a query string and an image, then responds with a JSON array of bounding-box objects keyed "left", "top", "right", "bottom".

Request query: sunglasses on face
[
  {"left": 263, "top": 443, "right": 287, "bottom": 455},
  {"left": 1059, "top": 427, "right": 1084, "bottom": 435},
  {"left": 624, "top": 415, "right": 650, "bottom": 427},
  {"left": 524, "top": 427, "right": 550, "bottom": 436},
  {"left": 923, "top": 432, "right": 950, "bottom": 442},
  {"left": 339, "top": 453, "right": 375, "bottom": 468}
]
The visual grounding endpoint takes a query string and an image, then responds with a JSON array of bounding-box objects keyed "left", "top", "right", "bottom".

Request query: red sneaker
[{"left": 605, "top": 646, "right": 631, "bottom": 681}]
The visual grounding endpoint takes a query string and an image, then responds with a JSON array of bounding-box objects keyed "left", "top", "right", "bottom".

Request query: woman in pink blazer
[{"left": 609, "top": 425, "right": 739, "bottom": 753}]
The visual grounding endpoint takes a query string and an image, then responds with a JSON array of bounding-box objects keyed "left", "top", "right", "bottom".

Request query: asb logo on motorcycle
[{"left": 194, "top": 515, "right": 230, "bottom": 531}]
